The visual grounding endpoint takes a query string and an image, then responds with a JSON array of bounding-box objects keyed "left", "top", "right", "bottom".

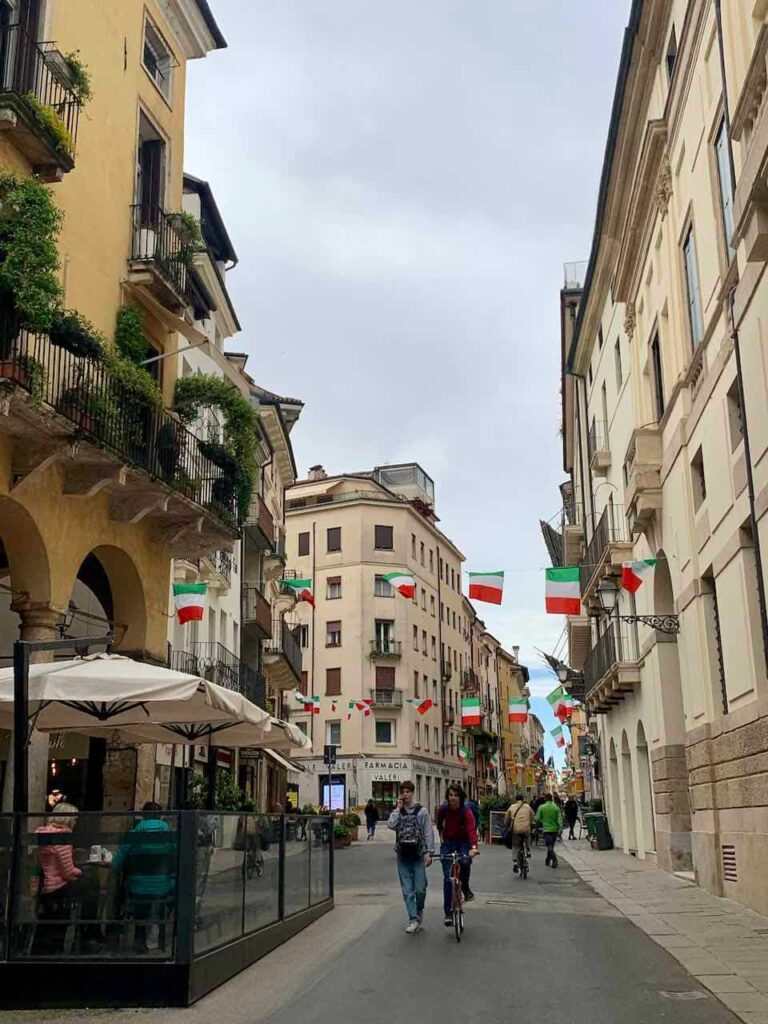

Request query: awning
[
  {"left": 124, "top": 282, "right": 208, "bottom": 344},
  {"left": 263, "top": 748, "right": 304, "bottom": 774}
]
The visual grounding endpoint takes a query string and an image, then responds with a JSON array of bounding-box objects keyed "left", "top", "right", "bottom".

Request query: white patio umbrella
[
  {"left": 74, "top": 714, "right": 313, "bottom": 752},
  {"left": 0, "top": 653, "right": 272, "bottom": 742}
]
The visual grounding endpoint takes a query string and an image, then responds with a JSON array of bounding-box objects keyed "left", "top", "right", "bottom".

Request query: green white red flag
[
  {"left": 551, "top": 726, "right": 566, "bottom": 748},
  {"left": 291, "top": 690, "right": 319, "bottom": 714},
  {"left": 488, "top": 751, "right": 500, "bottom": 770},
  {"left": 283, "top": 578, "right": 315, "bottom": 606},
  {"left": 508, "top": 698, "right": 528, "bottom": 724},
  {"left": 468, "top": 571, "right": 504, "bottom": 605},
  {"left": 461, "top": 696, "right": 481, "bottom": 726},
  {"left": 545, "top": 567, "right": 581, "bottom": 615},
  {"left": 621, "top": 559, "right": 658, "bottom": 594},
  {"left": 458, "top": 744, "right": 470, "bottom": 763},
  {"left": 546, "top": 686, "right": 569, "bottom": 716},
  {"left": 382, "top": 571, "right": 416, "bottom": 599},
  {"left": 406, "top": 698, "right": 434, "bottom": 715},
  {"left": 172, "top": 582, "right": 207, "bottom": 624}
]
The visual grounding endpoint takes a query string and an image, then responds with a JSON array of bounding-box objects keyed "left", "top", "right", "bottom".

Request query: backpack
[{"left": 396, "top": 804, "right": 423, "bottom": 860}]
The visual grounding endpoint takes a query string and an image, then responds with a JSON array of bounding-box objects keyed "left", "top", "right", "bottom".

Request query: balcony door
[
  {"left": 136, "top": 111, "right": 166, "bottom": 228},
  {"left": 375, "top": 619, "right": 394, "bottom": 652}
]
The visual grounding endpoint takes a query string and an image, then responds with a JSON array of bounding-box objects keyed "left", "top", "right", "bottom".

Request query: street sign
[{"left": 323, "top": 744, "right": 337, "bottom": 766}]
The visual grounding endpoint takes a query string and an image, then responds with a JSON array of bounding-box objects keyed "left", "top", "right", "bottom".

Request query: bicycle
[
  {"left": 515, "top": 839, "right": 529, "bottom": 880},
  {"left": 439, "top": 852, "right": 471, "bottom": 943}
]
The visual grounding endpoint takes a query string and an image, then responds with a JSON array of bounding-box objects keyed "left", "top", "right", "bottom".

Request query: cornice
[{"left": 156, "top": 0, "right": 220, "bottom": 59}]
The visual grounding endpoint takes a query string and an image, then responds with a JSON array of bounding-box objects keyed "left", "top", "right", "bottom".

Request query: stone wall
[{"left": 651, "top": 744, "right": 692, "bottom": 872}]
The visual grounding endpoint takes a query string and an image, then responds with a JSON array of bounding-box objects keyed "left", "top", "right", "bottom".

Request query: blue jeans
[
  {"left": 440, "top": 840, "right": 470, "bottom": 915},
  {"left": 396, "top": 856, "right": 427, "bottom": 922}
]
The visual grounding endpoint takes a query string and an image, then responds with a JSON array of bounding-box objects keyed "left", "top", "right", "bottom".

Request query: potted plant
[
  {"left": 340, "top": 812, "right": 361, "bottom": 841},
  {"left": 333, "top": 823, "right": 349, "bottom": 850},
  {"left": 49, "top": 309, "right": 105, "bottom": 360}
]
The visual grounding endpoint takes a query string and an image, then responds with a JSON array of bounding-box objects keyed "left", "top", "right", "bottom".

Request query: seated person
[
  {"left": 32, "top": 802, "right": 83, "bottom": 954},
  {"left": 112, "top": 802, "right": 176, "bottom": 952}
]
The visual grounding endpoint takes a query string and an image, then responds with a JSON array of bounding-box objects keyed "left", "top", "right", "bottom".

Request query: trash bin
[
  {"left": 585, "top": 812, "right": 613, "bottom": 850},
  {"left": 583, "top": 812, "right": 600, "bottom": 839}
]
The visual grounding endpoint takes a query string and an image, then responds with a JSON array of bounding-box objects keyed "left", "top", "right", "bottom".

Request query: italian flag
[
  {"left": 172, "top": 582, "right": 207, "bottom": 624},
  {"left": 622, "top": 558, "right": 658, "bottom": 594},
  {"left": 406, "top": 697, "right": 434, "bottom": 715},
  {"left": 546, "top": 686, "right": 569, "bottom": 717},
  {"left": 461, "top": 696, "right": 482, "bottom": 726},
  {"left": 468, "top": 571, "right": 504, "bottom": 605},
  {"left": 355, "top": 698, "right": 375, "bottom": 717},
  {"left": 283, "top": 578, "right": 315, "bottom": 606},
  {"left": 346, "top": 700, "right": 356, "bottom": 720},
  {"left": 293, "top": 692, "right": 319, "bottom": 714},
  {"left": 545, "top": 567, "right": 581, "bottom": 615},
  {"left": 488, "top": 751, "right": 500, "bottom": 770},
  {"left": 552, "top": 726, "right": 566, "bottom": 748},
  {"left": 508, "top": 698, "right": 528, "bottom": 724},
  {"left": 382, "top": 571, "right": 416, "bottom": 599},
  {"left": 458, "top": 744, "right": 470, "bottom": 764}
]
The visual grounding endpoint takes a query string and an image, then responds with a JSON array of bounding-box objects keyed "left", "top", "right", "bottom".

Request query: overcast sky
[{"left": 185, "top": 2, "right": 629, "bottom": 757}]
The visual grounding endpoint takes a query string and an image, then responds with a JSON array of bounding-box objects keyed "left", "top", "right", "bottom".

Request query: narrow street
[{"left": 11, "top": 836, "right": 745, "bottom": 1024}]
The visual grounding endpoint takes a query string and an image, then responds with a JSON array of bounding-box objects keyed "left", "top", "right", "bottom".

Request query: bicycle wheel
[
  {"left": 520, "top": 854, "right": 528, "bottom": 880},
  {"left": 453, "top": 878, "right": 462, "bottom": 943}
]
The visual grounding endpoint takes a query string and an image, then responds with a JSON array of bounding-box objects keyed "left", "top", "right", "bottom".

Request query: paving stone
[
  {"left": 697, "top": 975, "right": 759, "bottom": 994},
  {"left": 716, "top": 992, "right": 768, "bottom": 1014}
]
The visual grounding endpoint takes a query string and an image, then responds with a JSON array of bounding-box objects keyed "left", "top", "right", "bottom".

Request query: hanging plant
[
  {"left": 23, "top": 94, "right": 74, "bottom": 154},
  {"left": 49, "top": 310, "right": 105, "bottom": 360},
  {"left": 168, "top": 211, "right": 204, "bottom": 251},
  {"left": 0, "top": 173, "right": 63, "bottom": 334},
  {"left": 64, "top": 51, "right": 92, "bottom": 106},
  {"left": 105, "top": 349, "right": 162, "bottom": 411},
  {"left": 114, "top": 304, "right": 149, "bottom": 365}
]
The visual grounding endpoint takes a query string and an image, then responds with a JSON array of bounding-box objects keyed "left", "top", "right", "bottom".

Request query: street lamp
[{"left": 596, "top": 576, "right": 680, "bottom": 634}]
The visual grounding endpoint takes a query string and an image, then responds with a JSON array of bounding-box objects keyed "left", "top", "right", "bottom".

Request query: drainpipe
[{"left": 714, "top": 0, "right": 768, "bottom": 678}]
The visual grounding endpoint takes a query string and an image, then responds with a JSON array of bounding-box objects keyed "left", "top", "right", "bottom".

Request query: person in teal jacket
[
  {"left": 112, "top": 802, "right": 176, "bottom": 952},
  {"left": 534, "top": 794, "right": 564, "bottom": 869}
]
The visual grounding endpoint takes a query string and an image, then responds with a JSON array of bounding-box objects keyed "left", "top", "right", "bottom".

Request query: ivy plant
[
  {"left": 114, "top": 305, "right": 149, "bottom": 365},
  {"left": 49, "top": 310, "right": 105, "bottom": 360},
  {"left": 23, "top": 94, "right": 74, "bottom": 154},
  {"left": 64, "top": 51, "right": 92, "bottom": 106}
]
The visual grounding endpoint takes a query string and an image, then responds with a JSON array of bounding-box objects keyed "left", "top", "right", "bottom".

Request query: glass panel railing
[
  {"left": 9, "top": 811, "right": 179, "bottom": 960},
  {"left": 0, "top": 815, "right": 11, "bottom": 960},
  {"left": 243, "top": 814, "right": 280, "bottom": 934},
  {"left": 193, "top": 812, "right": 244, "bottom": 955},
  {"left": 283, "top": 815, "right": 310, "bottom": 917},
  {"left": 308, "top": 816, "right": 331, "bottom": 906}
]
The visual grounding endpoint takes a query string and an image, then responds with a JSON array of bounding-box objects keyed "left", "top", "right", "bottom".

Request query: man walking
[
  {"left": 564, "top": 796, "right": 580, "bottom": 840},
  {"left": 388, "top": 781, "right": 434, "bottom": 934},
  {"left": 535, "top": 793, "right": 563, "bottom": 869}
]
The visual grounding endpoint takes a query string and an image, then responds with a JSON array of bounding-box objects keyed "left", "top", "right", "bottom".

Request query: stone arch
[
  {"left": 608, "top": 736, "right": 622, "bottom": 847},
  {"left": 0, "top": 495, "right": 53, "bottom": 658},
  {"left": 636, "top": 721, "right": 656, "bottom": 855},
  {"left": 67, "top": 545, "right": 147, "bottom": 655},
  {"left": 620, "top": 729, "right": 637, "bottom": 853}
]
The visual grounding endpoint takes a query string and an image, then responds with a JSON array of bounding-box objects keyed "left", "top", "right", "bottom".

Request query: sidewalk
[{"left": 560, "top": 842, "right": 768, "bottom": 1024}]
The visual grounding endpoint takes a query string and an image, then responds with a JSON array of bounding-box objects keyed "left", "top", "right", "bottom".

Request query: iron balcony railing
[
  {"left": 0, "top": 24, "right": 80, "bottom": 150},
  {"left": 370, "top": 639, "right": 402, "bottom": 658},
  {"left": 265, "top": 617, "right": 303, "bottom": 681},
  {"left": 580, "top": 503, "right": 628, "bottom": 596},
  {"left": 245, "top": 493, "right": 275, "bottom": 549},
  {"left": 583, "top": 622, "right": 639, "bottom": 694},
  {"left": 441, "top": 660, "right": 453, "bottom": 682},
  {"left": 461, "top": 668, "right": 478, "bottom": 693},
  {"left": 370, "top": 689, "right": 403, "bottom": 708},
  {"left": 206, "top": 549, "right": 233, "bottom": 583},
  {"left": 588, "top": 419, "right": 609, "bottom": 460},
  {"left": 443, "top": 706, "right": 456, "bottom": 727},
  {"left": 0, "top": 328, "right": 238, "bottom": 526},
  {"left": 243, "top": 585, "right": 273, "bottom": 638},
  {"left": 170, "top": 642, "right": 266, "bottom": 709},
  {"left": 130, "top": 203, "right": 197, "bottom": 306}
]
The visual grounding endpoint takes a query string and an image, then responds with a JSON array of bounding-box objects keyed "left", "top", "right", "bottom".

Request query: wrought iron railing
[
  {"left": 0, "top": 24, "right": 80, "bottom": 150},
  {"left": 443, "top": 706, "right": 456, "bottom": 727},
  {"left": 588, "top": 419, "right": 609, "bottom": 460},
  {"left": 583, "top": 622, "right": 638, "bottom": 694},
  {"left": 370, "top": 689, "right": 403, "bottom": 708},
  {"left": 370, "top": 639, "right": 402, "bottom": 658},
  {"left": 265, "top": 617, "right": 303, "bottom": 681},
  {"left": 0, "top": 328, "right": 238, "bottom": 526},
  {"left": 580, "top": 503, "right": 627, "bottom": 596},
  {"left": 243, "top": 586, "right": 272, "bottom": 638},
  {"left": 130, "top": 203, "right": 197, "bottom": 305},
  {"left": 170, "top": 642, "right": 266, "bottom": 708},
  {"left": 461, "top": 668, "right": 478, "bottom": 693},
  {"left": 245, "top": 493, "right": 275, "bottom": 547},
  {"left": 206, "top": 549, "right": 232, "bottom": 583},
  {"left": 441, "top": 660, "right": 453, "bottom": 682}
]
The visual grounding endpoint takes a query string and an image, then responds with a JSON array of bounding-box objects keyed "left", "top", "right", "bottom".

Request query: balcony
[
  {"left": 0, "top": 328, "right": 238, "bottom": 557},
  {"left": 264, "top": 617, "right": 303, "bottom": 687},
  {"left": 461, "top": 668, "right": 478, "bottom": 694},
  {"left": 129, "top": 204, "right": 201, "bottom": 312},
  {"left": 0, "top": 24, "right": 80, "bottom": 180},
  {"left": 579, "top": 504, "right": 633, "bottom": 611},
  {"left": 562, "top": 501, "right": 584, "bottom": 567},
  {"left": 370, "top": 689, "right": 403, "bottom": 709},
  {"left": 443, "top": 706, "right": 456, "bottom": 727},
  {"left": 245, "top": 493, "right": 275, "bottom": 550},
  {"left": 441, "top": 660, "right": 453, "bottom": 682},
  {"left": 263, "top": 531, "right": 287, "bottom": 581},
  {"left": 624, "top": 427, "right": 663, "bottom": 537},
  {"left": 370, "top": 639, "right": 402, "bottom": 659},
  {"left": 169, "top": 643, "right": 267, "bottom": 709},
  {"left": 243, "top": 585, "right": 272, "bottom": 640},
  {"left": 583, "top": 622, "right": 640, "bottom": 714},
  {"left": 588, "top": 420, "right": 611, "bottom": 476},
  {"left": 201, "top": 549, "right": 233, "bottom": 588},
  {"left": 567, "top": 615, "right": 592, "bottom": 672}
]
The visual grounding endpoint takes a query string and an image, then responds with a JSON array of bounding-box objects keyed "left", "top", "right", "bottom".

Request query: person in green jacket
[
  {"left": 112, "top": 802, "right": 176, "bottom": 952},
  {"left": 534, "top": 794, "right": 564, "bottom": 869}
]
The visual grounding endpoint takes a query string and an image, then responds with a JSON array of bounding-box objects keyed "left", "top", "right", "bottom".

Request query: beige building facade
[
  {"left": 557, "top": 0, "right": 768, "bottom": 916},
  {"left": 496, "top": 645, "right": 529, "bottom": 796}
]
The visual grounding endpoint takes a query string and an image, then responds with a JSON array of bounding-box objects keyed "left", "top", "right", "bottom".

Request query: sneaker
[
  {"left": 513, "top": 864, "right": 519, "bottom": 874},
  {"left": 405, "top": 920, "right": 421, "bottom": 934},
  {"left": 444, "top": 916, "right": 453, "bottom": 927},
  {"left": 464, "top": 890, "right": 475, "bottom": 902}
]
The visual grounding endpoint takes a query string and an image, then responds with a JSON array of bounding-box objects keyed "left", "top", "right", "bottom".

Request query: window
[
  {"left": 298, "top": 624, "right": 309, "bottom": 648},
  {"left": 614, "top": 338, "right": 623, "bottom": 389},
  {"left": 451, "top": 568, "right": 455, "bottom": 590},
  {"left": 375, "top": 525, "right": 393, "bottom": 550},
  {"left": 434, "top": 728, "right": 439, "bottom": 751},
  {"left": 651, "top": 333, "right": 665, "bottom": 421},
  {"left": 424, "top": 726, "right": 430, "bottom": 750},
  {"left": 715, "top": 117, "right": 735, "bottom": 256},
  {"left": 683, "top": 226, "right": 704, "bottom": 347},
  {"left": 588, "top": 365, "right": 593, "bottom": 387},
  {"left": 375, "top": 665, "right": 395, "bottom": 691},
  {"left": 430, "top": 595, "right": 436, "bottom": 616},
  {"left": 326, "top": 620, "right": 342, "bottom": 647},
  {"left": 666, "top": 25, "right": 677, "bottom": 81},
  {"left": 452, "top": 611, "right": 457, "bottom": 630},
  {"left": 429, "top": 549, "right": 434, "bottom": 573},
  {"left": 411, "top": 534, "right": 417, "bottom": 559},
  {"left": 414, "top": 670, "right": 419, "bottom": 697},
  {"left": 326, "top": 720, "right": 341, "bottom": 746},
  {"left": 727, "top": 379, "right": 743, "bottom": 452},
  {"left": 296, "top": 720, "right": 308, "bottom": 736},
  {"left": 300, "top": 670, "right": 308, "bottom": 696},
  {"left": 298, "top": 532, "right": 310, "bottom": 556},
  {"left": 598, "top": 325, "right": 604, "bottom": 350},
  {"left": 375, "top": 620, "right": 395, "bottom": 650},
  {"left": 691, "top": 447, "right": 707, "bottom": 510},
  {"left": 327, "top": 576, "right": 342, "bottom": 600},
  {"left": 431, "top": 636, "right": 437, "bottom": 660},
  {"left": 327, "top": 527, "right": 342, "bottom": 552},
  {"left": 143, "top": 17, "right": 174, "bottom": 100},
  {"left": 375, "top": 720, "right": 394, "bottom": 745},
  {"left": 413, "top": 625, "right": 419, "bottom": 650},
  {"left": 374, "top": 574, "right": 394, "bottom": 597},
  {"left": 414, "top": 723, "right": 420, "bottom": 747},
  {"left": 420, "top": 541, "right": 425, "bottom": 565},
  {"left": 423, "top": 674, "right": 429, "bottom": 698},
  {"left": 326, "top": 668, "right": 341, "bottom": 695},
  {"left": 432, "top": 680, "right": 437, "bottom": 704},
  {"left": 440, "top": 602, "right": 444, "bottom": 621},
  {"left": 422, "top": 630, "right": 427, "bottom": 654}
]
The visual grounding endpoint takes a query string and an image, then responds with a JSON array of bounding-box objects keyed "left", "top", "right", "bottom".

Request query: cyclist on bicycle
[
  {"left": 437, "top": 784, "right": 478, "bottom": 927},
  {"left": 504, "top": 793, "right": 534, "bottom": 873}
]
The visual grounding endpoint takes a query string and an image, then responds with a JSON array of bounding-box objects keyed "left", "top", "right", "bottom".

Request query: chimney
[
  {"left": 512, "top": 645, "right": 520, "bottom": 662},
  {"left": 308, "top": 465, "right": 327, "bottom": 481}
]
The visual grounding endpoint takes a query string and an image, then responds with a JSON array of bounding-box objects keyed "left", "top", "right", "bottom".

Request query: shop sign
[{"left": 372, "top": 772, "right": 405, "bottom": 782}]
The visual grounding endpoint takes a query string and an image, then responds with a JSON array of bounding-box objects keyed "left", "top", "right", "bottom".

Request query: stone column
[{"left": 1, "top": 603, "right": 62, "bottom": 814}]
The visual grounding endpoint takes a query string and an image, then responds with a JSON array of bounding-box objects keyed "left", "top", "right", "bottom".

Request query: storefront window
[{"left": 372, "top": 780, "right": 398, "bottom": 819}]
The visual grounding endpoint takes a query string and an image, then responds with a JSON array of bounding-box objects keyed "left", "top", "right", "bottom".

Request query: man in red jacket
[{"left": 436, "top": 784, "right": 479, "bottom": 926}]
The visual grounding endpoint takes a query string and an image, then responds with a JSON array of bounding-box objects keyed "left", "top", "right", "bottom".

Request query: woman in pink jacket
[{"left": 32, "top": 803, "right": 83, "bottom": 954}]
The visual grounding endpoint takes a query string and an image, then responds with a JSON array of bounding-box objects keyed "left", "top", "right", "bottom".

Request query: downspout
[{"left": 714, "top": 0, "right": 768, "bottom": 678}]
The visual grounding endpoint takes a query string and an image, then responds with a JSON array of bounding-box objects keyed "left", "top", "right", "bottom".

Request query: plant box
[
  {"left": 333, "top": 837, "right": 347, "bottom": 850},
  {"left": 57, "top": 400, "right": 96, "bottom": 434},
  {"left": 0, "top": 360, "right": 26, "bottom": 387}
]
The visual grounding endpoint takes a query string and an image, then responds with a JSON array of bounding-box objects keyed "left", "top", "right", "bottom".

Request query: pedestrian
[
  {"left": 364, "top": 799, "right": 378, "bottom": 840},
  {"left": 564, "top": 796, "right": 580, "bottom": 840},
  {"left": 535, "top": 793, "right": 564, "bottom": 869},
  {"left": 504, "top": 793, "right": 535, "bottom": 872},
  {"left": 436, "top": 784, "right": 479, "bottom": 918},
  {"left": 387, "top": 780, "right": 434, "bottom": 934}
]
